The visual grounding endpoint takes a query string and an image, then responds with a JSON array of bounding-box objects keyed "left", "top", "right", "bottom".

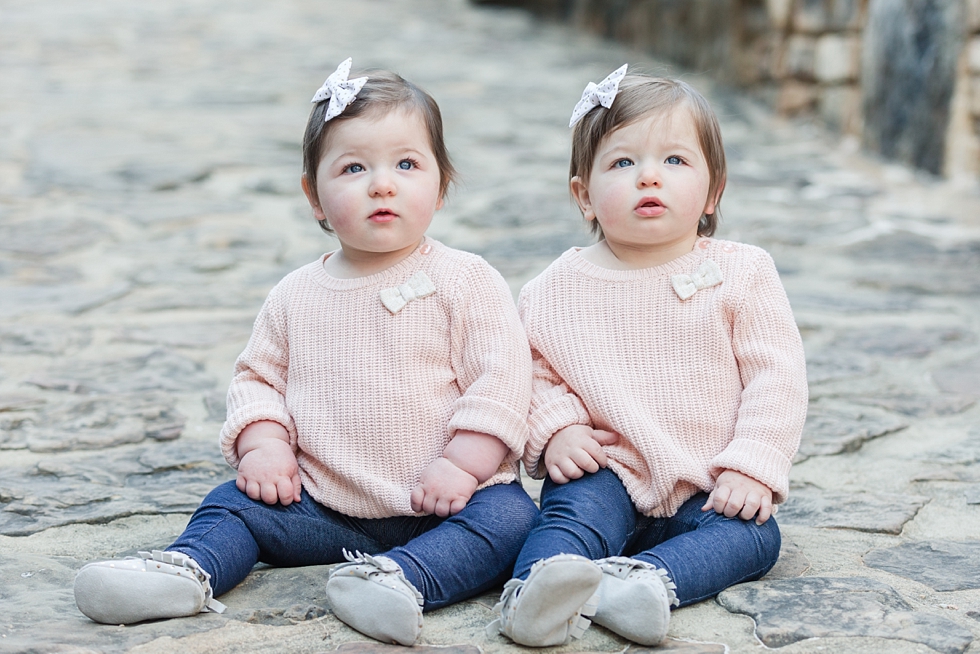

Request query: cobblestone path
[{"left": 2, "top": 1, "right": 980, "bottom": 652}]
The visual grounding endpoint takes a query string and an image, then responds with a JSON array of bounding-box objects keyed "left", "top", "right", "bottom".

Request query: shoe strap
[
  {"left": 139, "top": 550, "right": 226, "bottom": 614},
  {"left": 332, "top": 549, "right": 423, "bottom": 607},
  {"left": 595, "top": 556, "right": 679, "bottom": 607}
]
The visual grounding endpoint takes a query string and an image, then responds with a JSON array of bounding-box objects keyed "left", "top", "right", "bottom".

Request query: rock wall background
[{"left": 509, "top": 0, "right": 980, "bottom": 178}]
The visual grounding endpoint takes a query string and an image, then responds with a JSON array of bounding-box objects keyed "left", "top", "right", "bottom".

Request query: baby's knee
[{"left": 753, "top": 516, "right": 782, "bottom": 574}]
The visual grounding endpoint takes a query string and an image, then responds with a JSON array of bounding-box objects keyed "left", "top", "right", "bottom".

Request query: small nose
[
  {"left": 369, "top": 171, "right": 396, "bottom": 197},
  {"left": 637, "top": 164, "right": 661, "bottom": 188}
]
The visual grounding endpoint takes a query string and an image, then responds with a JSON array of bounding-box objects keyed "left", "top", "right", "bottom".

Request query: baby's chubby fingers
[
  {"left": 590, "top": 429, "right": 619, "bottom": 447},
  {"left": 410, "top": 485, "right": 425, "bottom": 513},
  {"left": 277, "top": 476, "right": 297, "bottom": 506},
  {"left": 570, "top": 447, "right": 601, "bottom": 474},
  {"left": 702, "top": 484, "right": 731, "bottom": 514},
  {"left": 755, "top": 495, "right": 773, "bottom": 525},
  {"left": 738, "top": 491, "right": 762, "bottom": 522}
]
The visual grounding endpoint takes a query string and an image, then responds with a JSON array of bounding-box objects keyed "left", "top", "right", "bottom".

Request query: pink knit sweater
[
  {"left": 220, "top": 239, "right": 532, "bottom": 519},
  {"left": 520, "top": 237, "right": 808, "bottom": 517}
]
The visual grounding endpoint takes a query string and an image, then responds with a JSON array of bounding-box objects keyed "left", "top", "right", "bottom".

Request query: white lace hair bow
[
  {"left": 671, "top": 259, "right": 723, "bottom": 300},
  {"left": 311, "top": 58, "right": 369, "bottom": 122},
  {"left": 569, "top": 64, "right": 628, "bottom": 128}
]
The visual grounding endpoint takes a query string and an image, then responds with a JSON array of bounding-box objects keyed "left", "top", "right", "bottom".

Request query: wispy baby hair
[
  {"left": 303, "top": 69, "right": 458, "bottom": 234},
  {"left": 569, "top": 73, "right": 726, "bottom": 239}
]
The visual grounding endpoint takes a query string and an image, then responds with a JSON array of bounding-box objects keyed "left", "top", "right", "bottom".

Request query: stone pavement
[{"left": 1, "top": 1, "right": 980, "bottom": 652}]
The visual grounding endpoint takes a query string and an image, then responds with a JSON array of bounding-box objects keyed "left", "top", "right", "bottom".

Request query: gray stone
[
  {"left": 112, "top": 323, "right": 251, "bottom": 350},
  {"left": 0, "top": 220, "right": 109, "bottom": 257},
  {"left": 717, "top": 576, "right": 974, "bottom": 653},
  {"left": 203, "top": 390, "right": 228, "bottom": 423},
  {"left": 784, "top": 290, "right": 919, "bottom": 313},
  {"left": 829, "top": 325, "right": 970, "bottom": 359},
  {"left": 762, "top": 539, "right": 810, "bottom": 580},
  {"left": 932, "top": 357, "right": 980, "bottom": 397},
  {"left": 0, "top": 440, "right": 233, "bottom": 536},
  {"left": 0, "top": 325, "right": 92, "bottom": 356},
  {"left": 0, "top": 283, "right": 132, "bottom": 317},
  {"left": 848, "top": 393, "right": 976, "bottom": 417},
  {"left": 805, "top": 351, "right": 878, "bottom": 384},
  {"left": 796, "top": 402, "right": 908, "bottom": 462},
  {"left": 0, "top": 394, "right": 185, "bottom": 453},
  {"left": 964, "top": 486, "right": 980, "bottom": 504},
  {"left": 779, "top": 488, "right": 929, "bottom": 534},
  {"left": 335, "top": 645, "right": 479, "bottom": 654},
  {"left": 24, "top": 349, "right": 216, "bottom": 396},
  {"left": 629, "top": 641, "right": 726, "bottom": 653},
  {"left": 864, "top": 540, "right": 980, "bottom": 591}
]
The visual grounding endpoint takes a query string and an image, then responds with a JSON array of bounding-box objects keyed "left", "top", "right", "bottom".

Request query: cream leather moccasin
[
  {"left": 591, "top": 556, "right": 678, "bottom": 645},
  {"left": 487, "top": 554, "right": 602, "bottom": 647},
  {"left": 74, "top": 550, "right": 225, "bottom": 625},
  {"left": 325, "top": 550, "right": 424, "bottom": 646}
]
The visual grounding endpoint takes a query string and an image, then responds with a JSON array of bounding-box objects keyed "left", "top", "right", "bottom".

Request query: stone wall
[{"left": 510, "top": 0, "right": 980, "bottom": 177}]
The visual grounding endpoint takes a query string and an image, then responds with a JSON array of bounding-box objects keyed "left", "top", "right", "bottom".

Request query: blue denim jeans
[
  {"left": 513, "top": 468, "right": 781, "bottom": 607},
  {"left": 169, "top": 480, "right": 538, "bottom": 610}
]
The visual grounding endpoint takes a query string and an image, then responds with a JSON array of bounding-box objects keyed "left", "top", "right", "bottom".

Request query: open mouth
[
  {"left": 370, "top": 210, "right": 397, "bottom": 221},
  {"left": 635, "top": 197, "right": 665, "bottom": 216}
]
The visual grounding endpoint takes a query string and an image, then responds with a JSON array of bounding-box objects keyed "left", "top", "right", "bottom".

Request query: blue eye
[
  {"left": 344, "top": 163, "right": 365, "bottom": 174},
  {"left": 398, "top": 158, "right": 418, "bottom": 170},
  {"left": 613, "top": 158, "right": 633, "bottom": 168},
  {"left": 665, "top": 155, "right": 683, "bottom": 165}
]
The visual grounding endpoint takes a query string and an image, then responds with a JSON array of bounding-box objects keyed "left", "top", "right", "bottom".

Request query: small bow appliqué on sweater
[
  {"left": 379, "top": 271, "right": 436, "bottom": 314},
  {"left": 671, "top": 260, "right": 723, "bottom": 300}
]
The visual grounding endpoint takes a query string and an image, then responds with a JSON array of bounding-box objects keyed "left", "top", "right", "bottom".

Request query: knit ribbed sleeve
[
  {"left": 519, "top": 238, "right": 808, "bottom": 517},
  {"left": 218, "top": 239, "right": 531, "bottom": 518}
]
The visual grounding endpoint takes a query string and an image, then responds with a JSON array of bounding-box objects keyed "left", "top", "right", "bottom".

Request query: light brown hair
[
  {"left": 570, "top": 73, "right": 726, "bottom": 238},
  {"left": 302, "top": 70, "right": 457, "bottom": 234}
]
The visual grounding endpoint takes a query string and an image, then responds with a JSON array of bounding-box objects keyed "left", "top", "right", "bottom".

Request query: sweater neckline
[
  {"left": 310, "top": 237, "right": 436, "bottom": 291},
  {"left": 562, "top": 237, "right": 711, "bottom": 281}
]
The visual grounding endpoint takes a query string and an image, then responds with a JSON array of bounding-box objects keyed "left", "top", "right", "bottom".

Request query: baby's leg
[
  {"left": 489, "top": 468, "right": 634, "bottom": 646},
  {"left": 325, "top": 482, "right": 537, "bottom": 646},
  {"left": 513, "top": 467, "right": 636, "bottom": 579},
  {"left": 170, "top": 480, "right": 383, "bottom": 596},
  {"left": 75, "top": 480, "right": 384, "bottom": 624},
  {"left": 628, "top": 492, "right": 782, "bottom": 607},
  {"left": 385, "top": 481, "right": 538, "bottom": 609}
]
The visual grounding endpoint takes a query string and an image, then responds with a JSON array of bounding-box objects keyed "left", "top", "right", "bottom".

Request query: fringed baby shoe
[
  {"left": 74, "top": 550, "right": 226, "bottom": 625},
  {"left": 325, "top": 550, "right": 424, "bottom": 646},
  {"left": 591, "top": 556, "right": 678, "bottom": 645},
  {"left": 486, "top": 554, "right": 602, "bottom": 647}
]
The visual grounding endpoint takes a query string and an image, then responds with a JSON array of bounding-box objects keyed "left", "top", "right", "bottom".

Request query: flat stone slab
[
  {"left": 932, "top": 357, "right": 980, "bottom": 397},
  {"left": 24, "top": 349, "right": 216, "bottom": 395},
  {"left": 848, "top": 393, "right": 976, "bottom": 417},
  {"left": 717, "top": 576, "right": 974, "bottom": 653},
  {"left": 805, "top": 351, "right": 878, "bottom": 385},
  {"left": 778, "top": 488, "right": 928, "bottom": 534},
  {"left": 796, "top": 402, "right": 908, "bottom": 462},
  {"left": 0, "top": 440, "right": 233, "bottom": 536},
  {"left": 863, "top": 540, "right": 980, "bottom": 591},
  {"left": 0, "top": 393, "right": 185, "bottom": 452},
  {"left": 829, "top": 325, "right": 971, "bottom": 359}
]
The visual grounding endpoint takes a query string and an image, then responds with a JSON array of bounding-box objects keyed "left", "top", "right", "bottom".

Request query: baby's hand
[
  {"left": 411, "top": 457, "right": 478, "bottom": 517},
  {"left": 702, "top": 469, "right": 773, "bottom": 525},
  {"left": 544, "top": 424, "right": 619, "bottom": 484},
  {"left": 236, "top": 423, "right": 302, "bottom": 506}
]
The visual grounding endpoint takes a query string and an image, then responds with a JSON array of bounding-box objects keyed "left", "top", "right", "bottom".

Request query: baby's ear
[
  {"left": 704, "top": 175, "right": 726, "bottom": 216},
  {"left": 569, "top": 176, "right": 595, "bottom": 221},
  {"left": 300, "top": 174, "right": 327, "bottom": 222}
]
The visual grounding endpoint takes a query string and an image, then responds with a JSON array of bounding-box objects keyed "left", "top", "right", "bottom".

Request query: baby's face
[
  {"left": 572, "top": 105, "right": 714, "bottom": 261},
  {"left": 309, "top": 107, "right": 443, "bottom": 259}
]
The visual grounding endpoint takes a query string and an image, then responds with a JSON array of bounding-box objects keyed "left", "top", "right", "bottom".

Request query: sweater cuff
[
  {"left": 219, "top": 403, "right": 297, "bottom": 469},
  {"left": 523, "top": 396, "right": 592, "bottom": 479},
  {"left": 709, "top": 438, "right": 793, "bottom": 504},
  {"left": 448, "top": 396, "right": 530, "bottom": 456}
]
